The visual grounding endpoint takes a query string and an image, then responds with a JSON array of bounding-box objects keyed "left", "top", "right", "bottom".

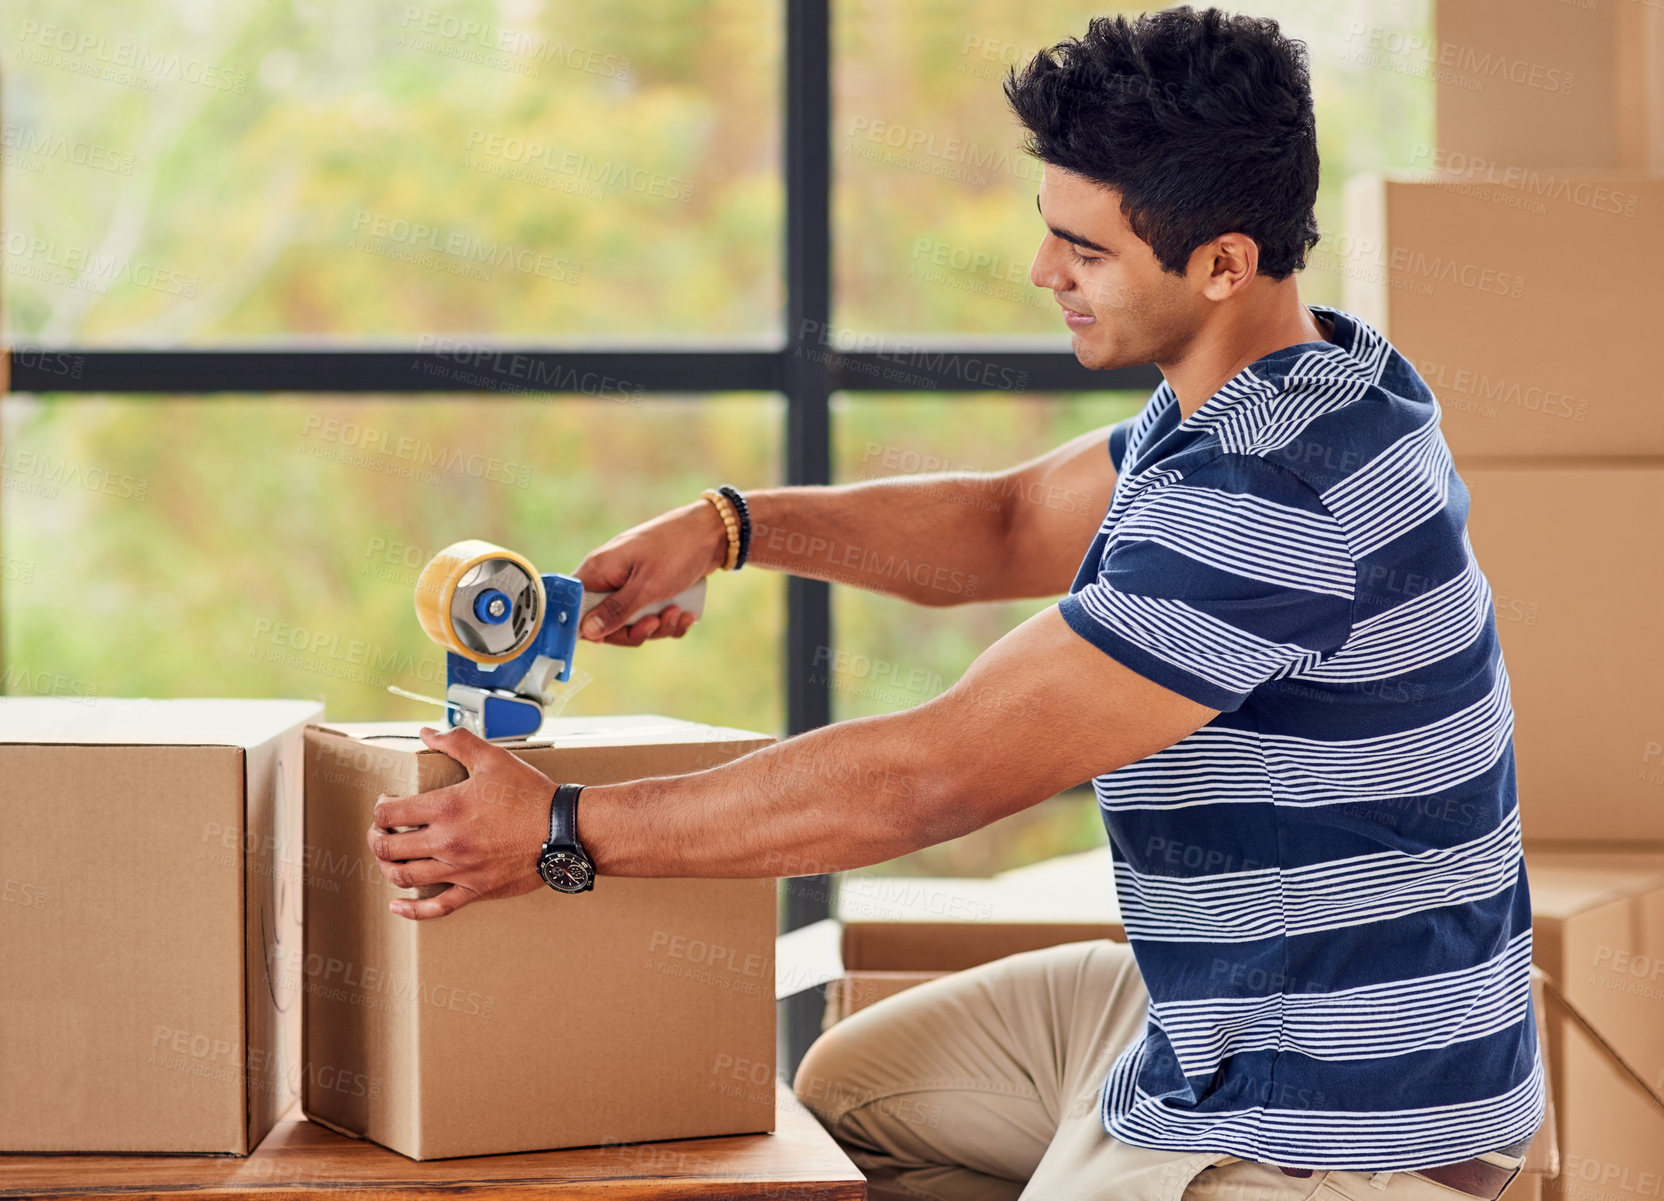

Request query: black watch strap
[{"left": 547, "top": 783, "right": 586, "bottom": 850}]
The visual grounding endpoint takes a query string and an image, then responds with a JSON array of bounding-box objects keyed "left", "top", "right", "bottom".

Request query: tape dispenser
[{"left": 395, "top": 539, "right": 705, "bottom": 740}]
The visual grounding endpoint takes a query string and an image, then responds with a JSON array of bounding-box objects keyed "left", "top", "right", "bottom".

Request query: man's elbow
[
  {"left": 909, "top": 586, "right": 970, "bottom": 609},
  {"left": 901, "top": 563, "right": 988, "bottom": 608},
  {"left": 892, "top": 769, "right": 1017, "bottom": 853}
]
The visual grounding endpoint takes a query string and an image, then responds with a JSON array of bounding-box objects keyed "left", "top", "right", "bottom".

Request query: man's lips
[{"left": 1059, "top": 300, "right": 1095, "bottom": 329}]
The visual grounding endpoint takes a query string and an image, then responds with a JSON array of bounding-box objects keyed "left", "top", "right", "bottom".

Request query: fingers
[
  {"left": 391, "top": 883, "right": 478, "bottom": 921},
  {"left": 644, "top": 606, "right": 697, "bottom": 640},
  {"left": 598, "top": 606, "right": 697, "bottom": 647},
  {"left": 603, "top": 614, "right": 661, "bottom": 647},
  {"left": 655, "top": 605, "right": 694, "bottom": 639},
  {"left": 365, "top": 824, "right": 436, "bottom": 863},
  {"left": 571, "top": 547, "right": 630, "bottom": 597},
  {"left": 580, "top": 577, "right": 649, "bottom": 642},
  {"left": 418, "top": 724, "right": 492, "bottom": 771},
  {"left": 371, "top": 791, "right": 435, "bottom": 830},
  {"left": 375, "top": 855, "right": 455, "bottom": 890},
  {"left": 370, "top": 781, "right": 466, "bottom": 829},
  {"left": 580, "top": 575, "right": 700, "bottom": 643}
]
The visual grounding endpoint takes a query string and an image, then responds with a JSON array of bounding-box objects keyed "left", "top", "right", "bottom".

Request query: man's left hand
[{"left": 365, "top": 725, "right": 556, "bottom": 921}]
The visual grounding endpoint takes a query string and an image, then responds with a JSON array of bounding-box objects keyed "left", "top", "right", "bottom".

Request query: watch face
[{"left": 538, "top": 848, "right": 593, "bottom": 893}]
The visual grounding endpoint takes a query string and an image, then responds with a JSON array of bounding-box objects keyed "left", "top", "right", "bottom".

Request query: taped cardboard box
[
  {"left": 1529, "top": 850, "right": 1664, "bottom": 1201},
  {"left": 1461, "top": 464, "right": 1664, "bottom": 843},
  {"left": 1342, "top": 173, "right": 1664, "bottom": 458},
  {"left": 0, "top": 697, "right": 321, "bottom": 1153},
  {"left": 1433, "top": 0, "right": 1664, "bottom": 171},
  {"left": 824, "top": 919, "right": 1557, "bottom": 1192},
  {"left": 303, "top": 715, "right": 778, "bottom": 1160}
]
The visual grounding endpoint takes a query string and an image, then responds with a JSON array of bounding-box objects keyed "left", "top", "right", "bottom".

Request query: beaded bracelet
[
  {"left": 700, "top": 488, "right": 741, "bottom": 571},
  {"left": 716, "top": 484, "right": 752, "bottom": 570}
]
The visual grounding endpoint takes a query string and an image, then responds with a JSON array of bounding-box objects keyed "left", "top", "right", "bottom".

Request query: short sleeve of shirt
[{"left": 1057, "top": 456, "right": 1356, "bottom": 712}]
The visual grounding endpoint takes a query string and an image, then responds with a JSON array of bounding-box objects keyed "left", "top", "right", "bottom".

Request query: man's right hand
[{"left": 572, "top": 499, "right": 730, "bottom": 646}]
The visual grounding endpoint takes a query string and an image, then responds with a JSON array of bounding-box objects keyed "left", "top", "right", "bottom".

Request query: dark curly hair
[{"left": 1005, "top": 7, "right": 1321, "bottom": 280}]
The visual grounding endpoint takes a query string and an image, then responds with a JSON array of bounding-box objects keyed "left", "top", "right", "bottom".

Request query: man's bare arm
[
  {"left": 737, "top": 423, "right": 1119, "bottom": 605},
  {"left": 367, "top": 604, "right": 1216, "bottom": 915},
  {"left": 987, "top": 422, "right": 1124, "bottom": 601},
  {"left": 576, "top": 424, "right": 1120, "bottom": 641}
]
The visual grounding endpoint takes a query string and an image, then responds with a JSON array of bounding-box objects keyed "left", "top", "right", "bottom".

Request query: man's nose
[{"left": 1029, "top": 236, "right": 1064, "bottom": 291}]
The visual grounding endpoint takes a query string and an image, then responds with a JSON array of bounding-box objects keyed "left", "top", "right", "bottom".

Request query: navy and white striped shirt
[{"left": 1058, "top": 304, "right": 1542, "bottom": 1171}]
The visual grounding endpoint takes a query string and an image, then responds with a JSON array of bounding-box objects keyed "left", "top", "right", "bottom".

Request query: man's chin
[{"left": 1071, "top": 331, "right": 1123, "bottom": 371}]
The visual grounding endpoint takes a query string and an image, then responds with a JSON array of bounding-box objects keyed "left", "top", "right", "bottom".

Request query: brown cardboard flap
[
  {"left": 316, "top": 714, "right": 774, "bottom": 750},
  {"left": 1525, "top": 853, "right": 1664, "bottom": 920},
  {"left": 1539, "top": 982, "right": 1664, "bottom": 1197},
  {"left": 1543, "top": 974, "right": 1664, "bottom": 1119},
  {"left": 841, "top": 921, "right": 1125, "bottom": 972},
  {"left": 823, "top": 971, "right": 948, "bottom": 1030}
]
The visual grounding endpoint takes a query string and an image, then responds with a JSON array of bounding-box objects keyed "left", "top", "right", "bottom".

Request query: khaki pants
[{"left": 793, "top": 940, "right": 1525, "bottom": 1201}]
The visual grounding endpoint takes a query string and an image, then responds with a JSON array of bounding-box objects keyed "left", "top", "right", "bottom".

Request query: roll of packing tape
[{"left": 414, "top": 539, "right": 545, "bottom": 665}]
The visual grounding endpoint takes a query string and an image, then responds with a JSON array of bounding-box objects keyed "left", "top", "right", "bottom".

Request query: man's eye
[{"left": 1069, "top": 246, "right": 1102, "bottom": 266}]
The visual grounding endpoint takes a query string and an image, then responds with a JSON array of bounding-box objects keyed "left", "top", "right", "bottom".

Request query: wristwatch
[{"left": 536, "top": 783, "right": 595, "bottom": 893}]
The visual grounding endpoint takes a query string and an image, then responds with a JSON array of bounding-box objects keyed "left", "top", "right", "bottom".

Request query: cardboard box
[
  {"left": 1461, "top": 464, "right": 1664, "bottom": 844},
  {"left": 825, "top": 920, "right": 1126, "bottom": 1028},
  {"left": 1529, "top": 850, "right": 1664, "bottom": 1200},
  {"left": 825, "top": 971, "right": 949, "bottom": 1025},
  {"left": 303, "top": 716, "right": 779, "bottom": 1160},
  {"left": 0, "top": 697, "right": 321, "bottom": 1153},
  {"left": 1342, "top": 173, "right": 1664, "bottom": 458},
  {"left": 836, "top": 847, "right": 1122, "bottom": 925},
  {"left": 1433, "top": 0, "right": 1664, "bottom": 171}
]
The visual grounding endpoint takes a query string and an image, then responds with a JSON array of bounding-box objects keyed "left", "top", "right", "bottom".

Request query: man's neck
[{"left": 1161, "top": 298, "right": 1333, "bottom": 421}]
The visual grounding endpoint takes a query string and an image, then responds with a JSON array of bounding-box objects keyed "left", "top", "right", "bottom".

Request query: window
[
  {"left": 1, "top": 0, "right": 1434, "bottom": 1070},
  {"left": 1, "top": 392, "right": 784, "bottom": 730},
  {"left": 3, "top": 0, "right": 782, "bottom": 343}
]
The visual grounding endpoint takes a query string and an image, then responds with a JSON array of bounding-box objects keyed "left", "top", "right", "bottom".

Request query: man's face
[{"left": 1030, "top": 166, "right": 1199, "bottom": 370}]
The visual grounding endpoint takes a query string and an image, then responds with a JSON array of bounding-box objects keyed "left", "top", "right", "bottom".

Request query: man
[{"left": 367, "top": 7, "right": 1542, "bottom": 1199}]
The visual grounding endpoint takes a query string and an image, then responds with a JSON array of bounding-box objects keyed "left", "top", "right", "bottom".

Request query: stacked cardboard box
[
  {"left": 0, "top": 697, "right": 321, "bottom": 1153},
  {"left": 1432, "top": 0, "right": 1663, "bottom": 172},
  {"left": 824, "top": 920, "right": 1125, "bottom": 1028},
  {"left": 302, "top": 715, "right": 779, "bottom": 1160},
  {"left": 1344, "top": 12, "right": 1664, "bottom": 1195},
  {"left": 1460, "top": 462, "right": 1664, "bottom": 842},
  {"left": 1341, "top": 173, "right": 1664, "bottom": 461},
  {"left": 1529, "top": 853, "right": 1664, "bottom": 1201}
]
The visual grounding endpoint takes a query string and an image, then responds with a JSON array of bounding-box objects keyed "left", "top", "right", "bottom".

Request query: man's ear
[{"left": 1193, "top": 232, "right": 1259, "bottom": 301}]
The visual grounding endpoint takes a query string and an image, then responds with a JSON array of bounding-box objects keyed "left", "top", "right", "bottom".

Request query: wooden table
[{"left": 0, "top": 1083, "right": 865, "bottom": 1200}]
